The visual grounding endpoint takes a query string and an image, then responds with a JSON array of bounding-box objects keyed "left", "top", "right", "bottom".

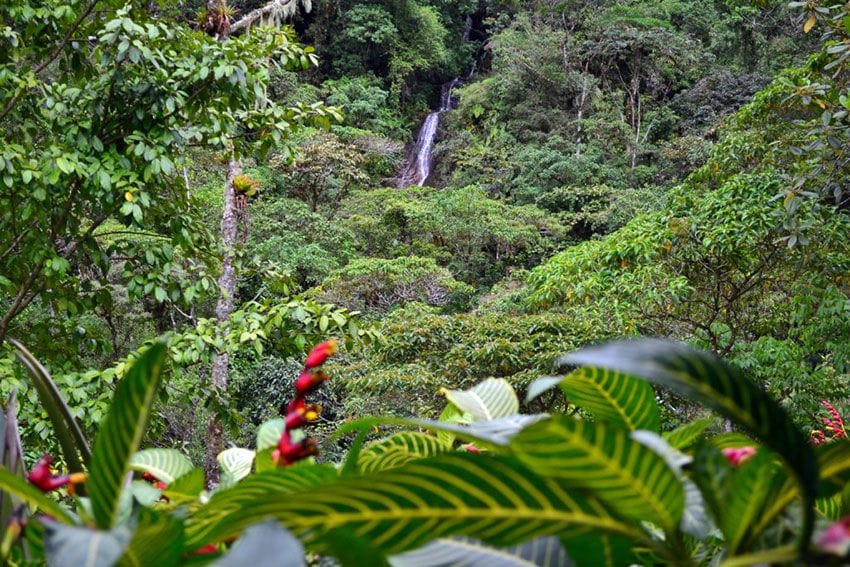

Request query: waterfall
[{"left": 398, "top": 16, "right": 475, "bottom": 188}]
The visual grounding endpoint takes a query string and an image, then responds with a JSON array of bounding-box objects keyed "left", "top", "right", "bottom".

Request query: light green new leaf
[
  {"left": 130, "top": 448, "right": 194, "bottom": 484},
  {"left": 390, "top": 536, "right": 568, "bottom": 567},
  {"left": 0, "top": 466, "right": 73, "bottom": 524},
  {"left": 9, "top": 339, "right": 91, "bottom": 472},
  {"left": 511, "top": 416, "right": 684, "bottom": 531},
  {"left": 528, "top": 368, "right": 660, "bottom": 432},
  {"left": 218, "top": 448, "right": 255, "bottom": 488},
  {"left": 441, "top": 378, "right": 519, "bottom": 421},
  {"left": 358, "top": 432, "right": 449, "bottom": 473},
  {"left": 561, "top": 339, "right": 818, "bottom": 549},
  {"left": 185, "top": 454, "right": 650, "bottom": 555},
  {"left": 88, "top": 343, "right": 168, "bottom": 530},
  {"left": 256, "top": 418, "right": 284, "bottom": 451}
]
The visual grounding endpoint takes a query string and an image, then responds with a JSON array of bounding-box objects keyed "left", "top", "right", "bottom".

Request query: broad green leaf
[
  {"left": 528, "top": 368, "right": 660, "bottom": 432},
  {"left": 390, "top": 536, "right": 568, "bottom": 567},
  {"left": 188, "top": 465, "right": 338, "bottom": 546},
  {"left": 256, "top": 419, "right": 284, "bottom": 451},
  {"left": 511, "top": 416, "right": 684, "bottom": 530},
  {"left": 561, "top": 339, "right": 818, "bottom": 548},
  {"left": 0, "top": 466, "right": 73, "bottom": 524},
  {"left": 441, "top": 379, "right": 519, "bottom": 421},
  {"left": 217, "top": 448, "right": 255, "bottom": 488},
  {"left": 560, "top": 533, "right": 639, "bottom": 567},
  {"left": 9, "top": 339, "right": 91, "bottom": 473},
  {"left": 213, "top": 520, "right": 304, "bottom": 567},
  {"left": 43, "top": 521, "right": 131, "bottom": 567},
  {"left": 88, "top": 343, "right": 168, "bottom": 529},
  {"left": 359, "top": 432, "right": 449, "bottom": 473},
  {"left": 662, "top": 417, "right": 715, "bottom": 450},
  {"left": 117, "top": 508, "right": 183, "bottom": 567},
  {"left": 130, "top": 448, "right": 194, "bottom": 483},
  {"left": 185, "top": 455, "right": 651, "bottom": 554}
]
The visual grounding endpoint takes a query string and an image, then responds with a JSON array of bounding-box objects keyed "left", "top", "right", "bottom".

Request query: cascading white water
[{"left": 398, "top": 16, "right": 475, "bottom": 188}]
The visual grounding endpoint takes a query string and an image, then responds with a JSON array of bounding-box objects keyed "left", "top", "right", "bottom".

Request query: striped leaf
[
  {"left": 213, "top": 520, "right": 305, "bottom": 567},
  {"left": 662, "top": 417, "right": 715, "bottom": 450},
  {"left": 510, "top": 416, "right": 684, "bottom": 531},
  {"left": 185, "top": 454, "right": 651, "bottom": 554},
  {"left": 218, "top": 448, "right": 255, "bottom": 488},
  {"left": 256, "top": 419, "right": 284, "bottom": 451},
  {"left": 117, "top": 508, "right": 183, "bottom": 567},
  {"left": 336, "top": 415, "right": 546, "bottom": 449},
  {"left": 561, "top": 339, "right": 818, "bottom": 549},
  {"left": 358, "top": 432, "right": 450, "bottom": 473},
  {"left": 0, "top": 465, "right": 73, "bottom": 524},
  {"left": 528, "top": 368, "right": 660, "bottom": 432},
  {"left": 88, "top": 343, "right": 168, "bottom": 530},
  {"left": 9, "top": 339, "right": 91, "bottom": 473},
  {"left": 188, "top": 464, "right": 338, "bottom": 547},
  {"left": 441, "top": 379, "right": 519, "bottom": 421},
  {"left": 130, "top": 448, "right": 194, "bottom": 484},
  {"left": 390, "top": 536, "right": 568, "bottom": 567}
]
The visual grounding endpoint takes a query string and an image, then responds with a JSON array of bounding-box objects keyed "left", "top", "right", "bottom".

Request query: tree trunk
[{"left": 205, "top": 155, "right": 241, "bottom": 484}]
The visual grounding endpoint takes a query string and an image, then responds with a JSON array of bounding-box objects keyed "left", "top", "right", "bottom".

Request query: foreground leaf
[
  {"left": 0, "top": 466, "right": 73, "bottom": 524},
  {"left": 88, "top": 343, "right": 168, "bottom": 530},
  {"left": 561, "top": 339, "right": 818, "bottom": 549},
  {"left": 511, "top": 416, "right": 684, "bottom": 531},
  {"left": 185, "top": 454, "right": 651, "bottom": 555},
  {"left": 43, "top": 521, "right": 131, "bottom": 567},
  {"left": 390, "top": 536, "right": 568, "bottom": 567},
  {"left": 117, "top": 508, "right": 183, "bottom": 567},
  {"left": 9, "top": 339, "right": 91, "bottom": 473},
  {"left": 213, "top": 520, "right": 305, "bottom": 567},
  {"left": 527, "top": 367, "right": 660, "bottom": 432}
]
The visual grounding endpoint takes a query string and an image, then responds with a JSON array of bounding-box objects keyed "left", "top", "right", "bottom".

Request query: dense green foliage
[{"left": 2, "top": 0, "right": 850, "bottom": 563}]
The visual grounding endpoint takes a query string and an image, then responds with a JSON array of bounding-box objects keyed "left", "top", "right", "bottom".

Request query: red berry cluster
[{"left": 272, "top": 340, "right": 337, "bottom": 466}]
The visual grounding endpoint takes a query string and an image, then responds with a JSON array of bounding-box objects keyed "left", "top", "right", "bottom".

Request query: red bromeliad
[{"left": 272, "top": 340, "right": 337, "bottom": 466}]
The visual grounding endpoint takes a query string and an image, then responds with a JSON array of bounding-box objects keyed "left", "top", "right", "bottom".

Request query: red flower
[
  {"left": 304, "top": 340, "right": 337, "bottom": 369},
  {"left": 273, "top": 433, "right": 318, "bottom": 466},
  {"left": 285, "top": 403, "right": 321, "bottom": 430},
  {"left": 463, "top": 444, "right": 480, "bottom": 454},
  {"left": 294, "top": 370, "right": 329, "bottom": 397},
  {"left": 721, "top": 446, "right": 756, "bottom": 467}
]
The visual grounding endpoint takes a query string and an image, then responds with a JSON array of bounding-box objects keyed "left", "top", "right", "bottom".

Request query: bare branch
[{"left": 230, "top": 0, "right": 306, "bottom": 33}]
